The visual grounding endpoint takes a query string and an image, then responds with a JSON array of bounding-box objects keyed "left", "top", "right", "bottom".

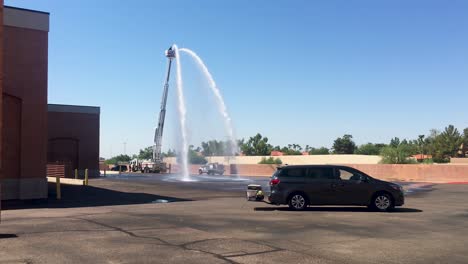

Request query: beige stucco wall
[{"left": 451, "top": 158, "right": 468, "bottom": 164}]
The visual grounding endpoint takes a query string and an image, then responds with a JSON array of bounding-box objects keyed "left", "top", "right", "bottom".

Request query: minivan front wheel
[
  {"left": 288, "top": 193, "right": 308, "bottom": 211},
  {"left": 371, "top": 193, "right": 394, "bottom": 212}
]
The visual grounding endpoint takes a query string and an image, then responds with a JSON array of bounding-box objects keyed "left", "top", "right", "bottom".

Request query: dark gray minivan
[{"left": 268, "top": 165, "right": 404, "bottom": 211}]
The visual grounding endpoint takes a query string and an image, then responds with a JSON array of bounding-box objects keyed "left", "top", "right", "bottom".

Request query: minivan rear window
[
  {"left": 280, "top": 168, "right": 306, "bottom": 177},
  {"left": 308, "top": 167, "right": 335, "bottom": 179}
]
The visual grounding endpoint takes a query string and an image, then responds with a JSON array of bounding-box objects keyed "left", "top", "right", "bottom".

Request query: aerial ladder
[
  {"left": 147, "top": 46, "right": 175, "bottom": 173},
  {"left": 131, "top": 46, "right": 174, "bottom": 173}
]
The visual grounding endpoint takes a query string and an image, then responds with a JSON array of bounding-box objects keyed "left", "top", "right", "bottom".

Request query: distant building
[
  {"left": 411, "top": 154, "right": 432, "bottom": 162},
  {"left": 47, "top": 104, "right": 100, "bottom": 178},
  {"left": 271, "top": 151, "right": 284, "bottom": 156},
  {"left": 301, "top": 152, "right": 309, "bottom": 155}
]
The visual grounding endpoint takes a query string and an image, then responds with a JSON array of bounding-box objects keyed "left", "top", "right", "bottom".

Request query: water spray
[{"left": 154, "top": 45, "right": 236, "bottom": 180}]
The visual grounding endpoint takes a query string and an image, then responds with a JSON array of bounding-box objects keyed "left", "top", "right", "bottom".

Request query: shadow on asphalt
[
  {"left": 254, "top": 206, "right": 423, "bottom": 213},
  {"left": 2, "top": 183, "right": 191, "bottom": 210},
  {"left": 0, "top": 234, "right": 18, "bottom": 239}
]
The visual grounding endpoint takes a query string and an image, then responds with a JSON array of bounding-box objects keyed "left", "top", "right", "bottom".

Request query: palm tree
[{"left": 418, "top": 135, "right": 425, "bottom": 158}]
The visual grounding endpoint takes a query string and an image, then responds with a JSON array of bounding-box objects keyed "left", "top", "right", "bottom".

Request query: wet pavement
[
  {"left": 104, "top": 173, "right": 271, "bottom": 193},
  {"left": 1, "top": 177, "right": 467, "bottom": 263},
  {"left": 104, "top": 173, "right": 434, "bottom": 196}
]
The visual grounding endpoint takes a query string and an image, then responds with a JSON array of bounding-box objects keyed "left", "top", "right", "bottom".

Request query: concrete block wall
[
  {"left": 450, "top": 158, "right": 468, "bottom": 164},
  {"left": 348, "top": 164, "right": 468, "bottom": 183},
  {"left": 169, "top": 163, "right": 468, "bottom": 183}
]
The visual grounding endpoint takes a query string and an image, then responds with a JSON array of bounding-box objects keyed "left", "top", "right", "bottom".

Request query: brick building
[
  {"left": 48, "top": 104, "right": 100, "bottom": 178},
  {"left": 0, "top": 4, "right": 100, "bottom": 200},
  {"left": 1, "top": 5, "right": 49, "bottom": 200}
]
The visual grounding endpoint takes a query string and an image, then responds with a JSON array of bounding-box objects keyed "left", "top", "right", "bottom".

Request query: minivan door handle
[{"left": 331, "top": 182, "right": 345, "bottom": 188}]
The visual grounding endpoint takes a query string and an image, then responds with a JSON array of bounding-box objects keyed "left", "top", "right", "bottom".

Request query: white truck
[{"left": 198, "top": 163, "right": 225, "bottom": 175}]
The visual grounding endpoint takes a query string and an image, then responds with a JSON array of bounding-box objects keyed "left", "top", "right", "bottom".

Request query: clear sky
[{"left": 6, "top": 0, "right": 468, "bottom": 158}]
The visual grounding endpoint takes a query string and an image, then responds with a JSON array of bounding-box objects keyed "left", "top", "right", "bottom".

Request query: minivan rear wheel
[
  {"left": 370, "top": 193, "right": 394, "bottom": 212},
  {"left": 288, "top": 193, "right": 308, "bottom": 211}
]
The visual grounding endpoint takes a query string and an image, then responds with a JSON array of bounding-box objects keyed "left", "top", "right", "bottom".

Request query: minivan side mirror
[{"left": 359, "top": 175, "right": 369, "bottom": 182}]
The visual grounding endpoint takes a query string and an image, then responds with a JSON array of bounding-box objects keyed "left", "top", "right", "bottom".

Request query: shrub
[
  {"left": 421, "top": 158, "right": 434, "bottom": 164},
  {"left": 259, "top": 157, "right": 282, "bottom": 164}
]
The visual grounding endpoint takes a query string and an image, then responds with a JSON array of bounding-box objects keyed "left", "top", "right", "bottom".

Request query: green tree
[
  {"left": 464, "top": 128, "right": 468, "bottom": 146},
  {"left": 389, "top": 137, "right": 400, "bottom": 148},
  {"left": 332, "top": 134, "right": 356, "bottom": 154},
  {"left": 308, "top": 147, "right": 330, "bottom": 155},
  {"left": 432, "top": 125, "right": 463, "bottom": 162},
  {"left": 186, "top": 145, "right": 207, "bottom": 164},
  {"left": 355, "top": 143, "right": 386, "bottom": 155},
  {"left": 240, "top": 133, "right": 273, "bottom": 156},
  {"left": 461, "top": 128, "right": 468, "bottom": 157},
  {"left": 280, "top": 144, "right": 303, "bottom": 155},
  {"left": 137, "top": 146, "right": 177, "bottom": 160},
  {"left": 380, "top": 145, "right": 417, "bottom": 164},
  {"left": 417, "top": 135, "right": 425, "bottom": 157},
  {"left": 273, "top": 145, "right": 282, "bottom": 151},
  {"left": 201, "top": 140, "right": 236, "bottom": 156},
  {"left": 163, "top": 149, "right": 177, "bottom": 158},
  {"left": 105, "top": 154, "right": 131, "bottom": 165},
  {"left": 425, "top": 129, "right": 440, "bottom": 159},
  {"left": 138, "top": 146, "right": 153, "bottom": 160},
  {"left": 399, "top": 138, "right": 419, "bottom": 155}
]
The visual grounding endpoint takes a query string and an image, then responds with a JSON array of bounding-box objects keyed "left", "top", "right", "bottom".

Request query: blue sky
[{"left": 6, "top": 0, "right": 468, "bottom": 158}]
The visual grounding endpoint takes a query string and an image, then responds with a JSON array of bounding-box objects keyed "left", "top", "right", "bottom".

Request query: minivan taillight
[{"left": 270, "top": 178, "right": 280, "bottom": 186}]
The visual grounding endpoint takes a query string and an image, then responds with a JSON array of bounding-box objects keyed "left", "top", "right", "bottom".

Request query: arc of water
[
  {"left": 179, "top": 48, "right": 238, "bottom": 156},
  {"left": 172, "top": 44, "right": 190, "bottom": 180}
]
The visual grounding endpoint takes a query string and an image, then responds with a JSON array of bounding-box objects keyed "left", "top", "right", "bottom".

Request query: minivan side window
[
  {"left": 281, "top": 168, "right": 306, "bottom": 177},
  {"left": 308, "top": 167, "right": 335, "bottom": 180},
  {"left": 337, "top": 168, "right": 362, "bottom": 181}
]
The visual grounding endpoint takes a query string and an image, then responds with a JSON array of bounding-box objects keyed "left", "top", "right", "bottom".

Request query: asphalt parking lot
[{"left": 1, "top": 174, "right": 467, "bottom": 264}]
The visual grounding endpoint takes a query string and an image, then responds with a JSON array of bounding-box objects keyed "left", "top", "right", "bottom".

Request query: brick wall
[
  {"left": 3, "top": 23, "right": 48, "bottom": 179},
  {"left": 1, "top": 7, "right": 49, "bottom": 200},
  {"left": 0, "top": 1, "right": 3, "bottom": 181},
  {"left": 170, "top": 163, "right": 468, "bottom": 183},
  {"left": 348, "top": 164, "right": 468, "bottom": 183}
]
